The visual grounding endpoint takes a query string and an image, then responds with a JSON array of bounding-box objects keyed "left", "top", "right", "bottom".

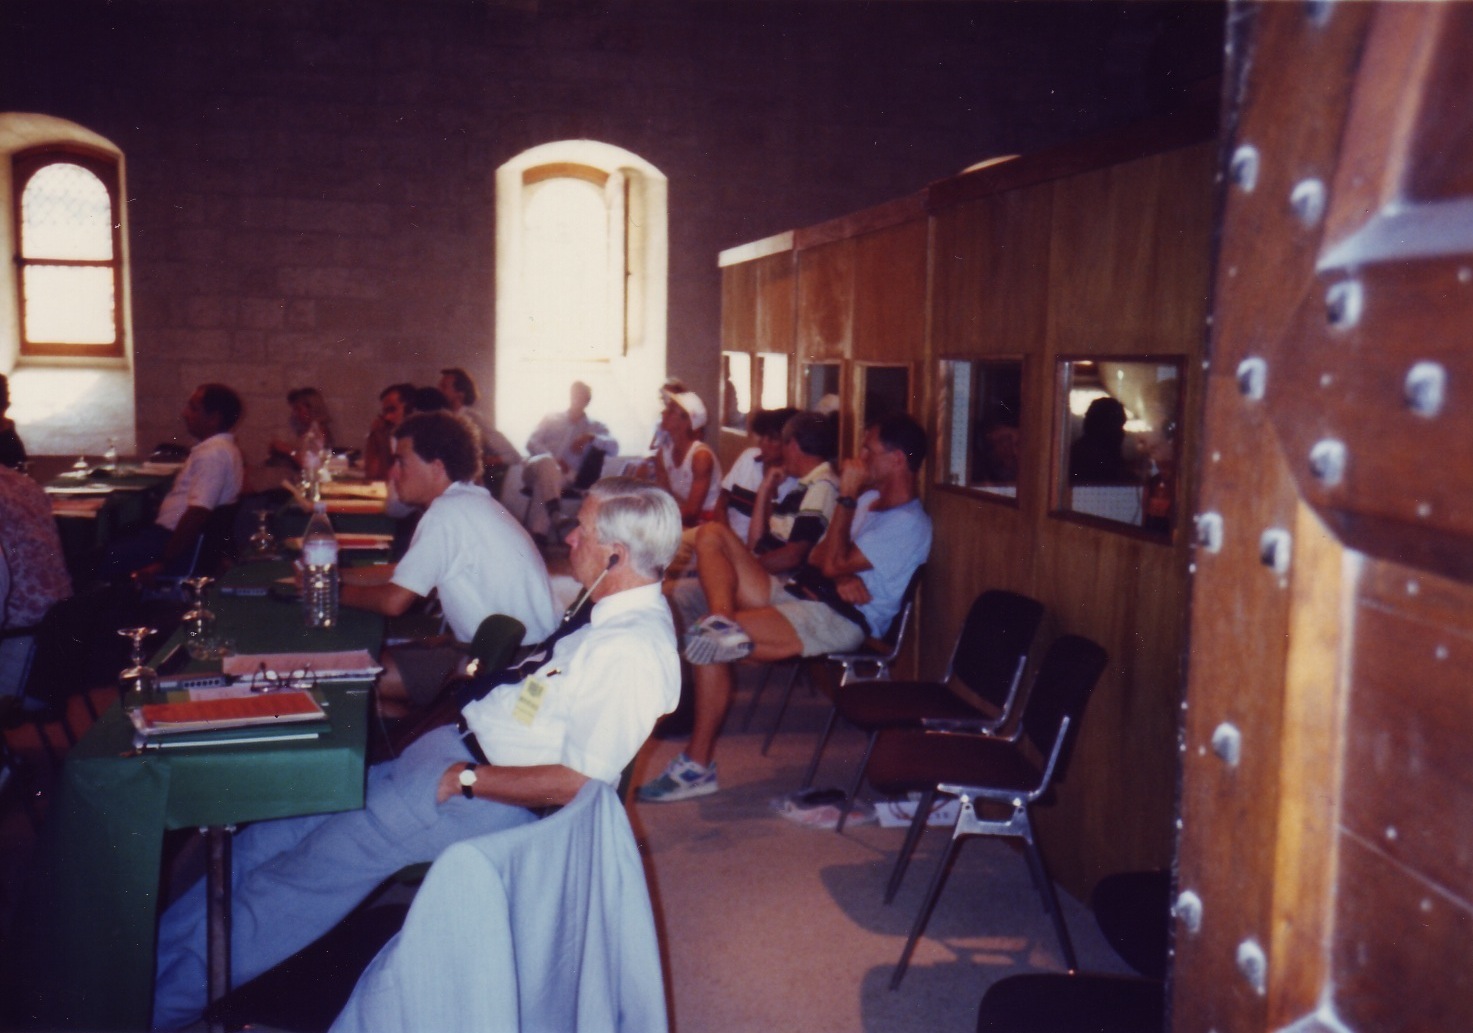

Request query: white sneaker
[{"left": 682, "top": 615, "right": 753, "bottom": 665}]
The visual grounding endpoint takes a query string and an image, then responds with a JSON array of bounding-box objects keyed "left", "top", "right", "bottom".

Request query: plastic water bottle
[
  {"left": 301, "top": 502, "right": 339, "bottom": 628},
  {"left": 300, "top": 422, "right": 325, "bottom": 499}
]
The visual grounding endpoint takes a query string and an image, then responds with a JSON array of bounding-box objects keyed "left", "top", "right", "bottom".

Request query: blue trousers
[{"left": 151, "top": 726, "right": 537, "bottom": 1031}]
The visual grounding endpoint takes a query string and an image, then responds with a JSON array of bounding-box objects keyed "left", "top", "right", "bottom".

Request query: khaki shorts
[{"left": 668, "top": 577, "right": 865, "bottom": 657}]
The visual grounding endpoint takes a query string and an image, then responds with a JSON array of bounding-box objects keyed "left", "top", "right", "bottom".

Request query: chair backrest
[
  {"left": 467, "top": 614, "right": 527, "bottom": 675},
  {"left": 570, "top": 445, "right": 607, "bottom": 491},
  {"left": 1018, "top": 634, "right": 1107, "bottom": 778},
  {"left": 950, "top": 590, "right": 1045, "bottom": 711}
]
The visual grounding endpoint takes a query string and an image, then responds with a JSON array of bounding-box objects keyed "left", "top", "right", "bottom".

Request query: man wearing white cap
[{"left": 651, "top": 390, "right": 722, "bottom": 527}]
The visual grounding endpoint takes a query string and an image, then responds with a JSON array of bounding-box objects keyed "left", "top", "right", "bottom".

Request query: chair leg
[
  {"left": 799, "top": 703, "right": 839, "bottom": 789},
  {"left": 890, "top": 827, "right": 965, "bottom": 990},
  {"left": 884, "top": 785, "right": 936, "bottom": 904},
  {"left": 741, "top": 663, "right": 775, "bottom": 732},
  {"left": 1020, "top": 829, "right": 1077, "bottom": 971},
  {"left": 760, "top": 662, "right": 804, "bottom": 756},
  {"left": 834, "top": 730, "right": 878, "bottom": 833}
]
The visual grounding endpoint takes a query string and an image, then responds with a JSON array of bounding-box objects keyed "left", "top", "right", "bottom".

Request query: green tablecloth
[{"left": 16, "top": 564, "right": 380, "bottom": 1032}]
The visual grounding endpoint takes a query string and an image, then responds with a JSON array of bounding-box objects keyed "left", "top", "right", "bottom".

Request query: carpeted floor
[{"left": 628, "top": 664, "right": 1135, "bottom": 1033}]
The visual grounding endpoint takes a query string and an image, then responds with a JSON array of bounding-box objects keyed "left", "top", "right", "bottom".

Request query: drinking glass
[
  {"left": 117, "top": 626, "right": 158, "bottom": 701},
  {"left": 247, "top": 508, "right": 279, "bottom": 560},
  {"left": 182, "top": 577, "right": 230, "bottom": 659}
]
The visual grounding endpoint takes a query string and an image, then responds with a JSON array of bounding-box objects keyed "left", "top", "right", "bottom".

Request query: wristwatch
[
  {"left": 836, "top": 495, "right": 858, "bottom": 509},
  {"left": 458, "top": 763, "right": 480, "bottom": 800}
]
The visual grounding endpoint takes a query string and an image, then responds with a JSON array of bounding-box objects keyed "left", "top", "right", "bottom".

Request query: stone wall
[{"left": 0, "top": 0, "right": 1222, "bottom": 461}]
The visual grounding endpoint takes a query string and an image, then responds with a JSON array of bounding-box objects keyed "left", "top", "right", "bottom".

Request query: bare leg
[
  {"left": 685, "top": 607, "right": 803, "bottom": 767},
  {"left": 692, "top": 523, "right": 776, "bottom": 617}
]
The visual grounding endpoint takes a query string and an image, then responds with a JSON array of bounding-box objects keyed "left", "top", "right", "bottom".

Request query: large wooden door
[{"left": 1175, "top": 3, "right": 1473, "bottom": 1030}]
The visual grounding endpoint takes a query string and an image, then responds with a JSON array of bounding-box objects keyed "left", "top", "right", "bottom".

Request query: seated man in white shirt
[
  {"left": 339, "top": 411, "right": 560, "bottom": 716},
  {"left": 152, "top": 477, "right": 684, "bottom": 1032},
  {"left": 101, "top": 383, "right": 245, "bottom": 582},
  {"left": 521, "top": 380, "right": 620, "bottom": 540}
]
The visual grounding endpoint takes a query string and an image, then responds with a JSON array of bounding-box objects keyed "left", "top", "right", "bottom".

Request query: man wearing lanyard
[{"left": 152, "top": 477, "right": 683, "bottom": 1032}]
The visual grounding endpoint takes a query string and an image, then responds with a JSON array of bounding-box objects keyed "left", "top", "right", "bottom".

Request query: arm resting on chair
[{"left": 436, "top": 762, "right": 588, "bottom": 810}]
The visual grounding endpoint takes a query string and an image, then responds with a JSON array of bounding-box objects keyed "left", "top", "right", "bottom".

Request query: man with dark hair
[
  {"left": 362, "top": 382, "right": 415, "bottom": 479},
  {"left": 102, "top": 383, "right": 245, "bottom": 581},
  {"left": 640, "top": 411, "right": 932, "bottom": 802},
  {"left": 438, "top": 366, "right": 521, "bottom": 475},
  {"left": 153, "top": 478, "right": 684, "bottom": 1031},
  {"left": 711, "top": 406, "right": 799, "bottom": 543},
  {"left": 340, "top": 411, "right": 559, "bottom": 714}
]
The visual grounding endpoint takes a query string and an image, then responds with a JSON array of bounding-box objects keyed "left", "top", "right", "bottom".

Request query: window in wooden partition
[
  {"left": 803, "top": 362, "right": 840, "bottom": 413},
  {"left": 756, "top": 352, "right": 789, "bottom": 411},
  {"left": 938, "top": 357, "right": 1022, "bottom": 500},
  {"left": 721, "top": 351, "right": 752, "bottom": 431},
  {"left": 1053, "top": 357, "right": 1182, "bottom": 537},
  {"left": 13, "top": 146, "right": 124, "bottom": 358},
  {"left": 858, "top": 363, "right": 910, "bottom": 427}
]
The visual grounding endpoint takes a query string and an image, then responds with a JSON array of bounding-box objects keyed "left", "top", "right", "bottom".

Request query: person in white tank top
[{"left": 652, "top": 390, "right": 721, "bottom": 526}]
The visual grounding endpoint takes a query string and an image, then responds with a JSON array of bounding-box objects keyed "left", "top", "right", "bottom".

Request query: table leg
[{"left": 205, "top": 825, "right": 232, "bottom": 1033}]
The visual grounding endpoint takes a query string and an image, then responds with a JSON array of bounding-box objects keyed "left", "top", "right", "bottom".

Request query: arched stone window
[{"left": 495, "top": 141, "right": 667, "bottom": 455}]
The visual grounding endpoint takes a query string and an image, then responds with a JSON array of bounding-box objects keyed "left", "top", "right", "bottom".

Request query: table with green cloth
[{"left": 14, "top": 562, "right": 381, "bottom": 1032}]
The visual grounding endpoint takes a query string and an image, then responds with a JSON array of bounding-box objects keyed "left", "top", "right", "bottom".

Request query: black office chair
[
  {"left": 866, "top": 634, "right": 1108, "bottom": 987},
  {"left": 812, "top": 588, "right": 1044, "bottom": 833},
  {"left": 747, "top": 565, "right": 926, "bottom": 760},
  {"left": 974, "top": 870, "right": 1170, "bottom": 1033}
]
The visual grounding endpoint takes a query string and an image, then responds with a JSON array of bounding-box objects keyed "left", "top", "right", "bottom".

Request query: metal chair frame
[
  {"left": 871, "top": 633, "right": 1107, "bottom": 988},
  {"left": 744, "top": 570, "right": 922, "bottom": 760},
  {"left": 819, "top": 587, "right": 1042, "bottom": 832}
]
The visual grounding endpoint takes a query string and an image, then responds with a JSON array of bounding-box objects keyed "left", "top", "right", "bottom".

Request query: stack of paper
[
  {"left": 222, "top": 650, "right": 383, "bottom": 683},
  {"left": 129, "top": 690, "right": 326, "bottom": 737}
]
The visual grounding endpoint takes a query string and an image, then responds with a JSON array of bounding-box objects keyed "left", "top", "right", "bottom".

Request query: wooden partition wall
[{"left": 718, "top": 108, "right": 1218, "bottom": 896}]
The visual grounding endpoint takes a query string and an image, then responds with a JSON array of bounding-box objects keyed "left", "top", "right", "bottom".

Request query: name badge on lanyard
[{"left": 512, "top": 670, "right": 557, "bottom": 726}]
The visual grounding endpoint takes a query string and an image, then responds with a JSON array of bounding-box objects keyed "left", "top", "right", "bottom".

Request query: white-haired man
[{"left": 153, "top": 477, "right": 683, "bottom": 1031}]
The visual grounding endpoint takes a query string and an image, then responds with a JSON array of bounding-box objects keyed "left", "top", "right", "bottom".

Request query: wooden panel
[
  {"left": 929, "top": 184, "right": 1053, "bottom": 361},
  {"left": 795, "top": 192, "right": 926, "bottom": 251},
  {"left": 795, "top": 237, "right": 853, "bottom": 364},
  {"left": 852, "top": 219, "right": 927, "bottom": 365},
  {"left": 1046, "top": 143, "right": 1217, "bottom": 357},
  {"left": 1345, "top": 573, "right": 1473, "bottom": 898},
  {"left": 720, "top": 248, "right": 794, "bottom": 357},
  {"left": 1332, "top": 831, "right": 1473, "bottom": 1033},
  {"left": 1173, "top": 5, "right": 1473, "bottom": 1033},
  {"left": 1029, "top": 513, "right": 1186, "bottom": 889}
]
